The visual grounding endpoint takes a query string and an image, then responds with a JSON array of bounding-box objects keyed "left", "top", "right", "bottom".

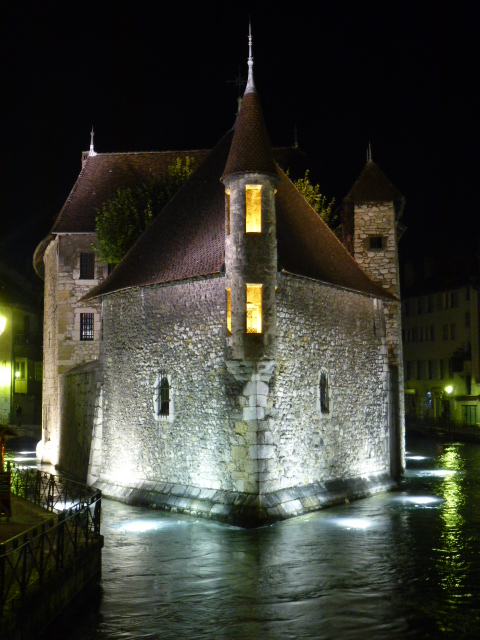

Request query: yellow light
[
  {"left": 0, "top": 363, "right": 10, "bottom": 386},
  {"left": 245, "top": 185, "right": 262, "bottom": 233},
  {"left": 246, "top": 284, "right": 262, "bottom": 333},
  {"left": 15, "top": 371, "right": 20, "bottom": 379},
  {"left": 445, "top": 385, "right": 453, "bottom": 395},
  {"left": 226, "top": 288, "right": 231, "bottom": 334},
  {"left": 0, "top": 316, "right": 6, "bottom": 336}
]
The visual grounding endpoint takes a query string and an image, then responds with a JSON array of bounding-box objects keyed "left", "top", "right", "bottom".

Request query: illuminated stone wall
[
  {"left": 98, "top": 277, "right": 242, "bottom": 490},
  {"left": 259, "top": 273, "right": 391, "bottom": 494},
  {"left": 41, "top": 234, "right": 105, "bottom": 464}
]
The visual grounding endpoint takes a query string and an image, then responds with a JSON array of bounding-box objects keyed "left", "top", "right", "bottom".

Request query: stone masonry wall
[
  {"left": 99, "top": 277, "right": 243, "bottom": 490},
  {"left": 258, "top": 274, "right": 391, "bottom": 494},
  {"left": 41, "top": 234, "right": 106, "bottom": 464},
  {"left": 58, "top": 360, "right": 101, "bottom": 482}
]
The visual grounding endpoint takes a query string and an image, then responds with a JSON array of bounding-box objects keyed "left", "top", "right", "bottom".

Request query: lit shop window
[
  {"left": 246, "top": 284, "right": 262, "bottom": 333},
  {"left": 245, "top": 185, "right": 262, "bottom": 233}
]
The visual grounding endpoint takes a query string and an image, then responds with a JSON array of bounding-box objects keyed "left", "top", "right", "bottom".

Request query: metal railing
[{"left": 0, "top": 464, "right": 101, "bottom": 614}]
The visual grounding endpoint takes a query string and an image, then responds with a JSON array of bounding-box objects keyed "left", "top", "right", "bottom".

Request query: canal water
[{"left": 29, "top": 436, "right": 480, "bottom": 638}]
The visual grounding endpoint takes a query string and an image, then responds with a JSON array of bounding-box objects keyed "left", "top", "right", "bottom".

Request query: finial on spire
[
  {"left": 245, "top": 21, "right": 255, "bottom": 94},
  {"left": 89, "top": 126, "right": 97, "bottom": 157},
  {"left": 367, "top": 141, "right": 372, "bottom": 164},
  {"left": 294, "top": 123, "right": 299, "bottom": 149}
]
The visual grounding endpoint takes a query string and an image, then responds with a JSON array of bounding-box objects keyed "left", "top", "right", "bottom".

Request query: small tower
[
  {"left": 344, "top": 151, "right": 406, "bottom": 479},
  {"left": 221, "top": 25, "right": 279, "bottom": 377}
]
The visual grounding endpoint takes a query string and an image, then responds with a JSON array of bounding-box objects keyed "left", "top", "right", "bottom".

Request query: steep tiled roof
[
  {"left": 51, "top": 150, "right": 210, "bottom": 234},
  {"left": 344, "top": 161, "right": 404, "bottom": 205},
  {"left": 222, "top": 89, "right": 277, "bottom": 179},
  {"left": 85, "top": 134, "right": 393, "bottom": 301},
  {"left": 85, "top": 132, "right": 233, "bottom": 297}
]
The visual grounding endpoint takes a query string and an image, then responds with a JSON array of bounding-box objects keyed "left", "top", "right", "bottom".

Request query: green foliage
[
  {"left": 290, "top": 170, "right": 340, "bottom": 234},
  {"left": 94, "top": 157, "right": 195, "bottom": 265}
]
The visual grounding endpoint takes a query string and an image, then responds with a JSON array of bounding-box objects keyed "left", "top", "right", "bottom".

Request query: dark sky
[{"left": 1, "top": 1, "right": 477, "bottom": 283}]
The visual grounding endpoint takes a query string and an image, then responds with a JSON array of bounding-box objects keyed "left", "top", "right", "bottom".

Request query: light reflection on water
[{"left": 44, "top": 437, "right": 480, "bottom": 639}]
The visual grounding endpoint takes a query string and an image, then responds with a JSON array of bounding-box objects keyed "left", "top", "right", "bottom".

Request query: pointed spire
[
  {"left": 89, "top": 127, "right": 97, "bottom": 157},
  {"left": 367, "top": 141, "right": 372, "bottom": 164},
  {"left": 294, "top": 123, "right": 299, "bottom": 149},
  {"left": 245, "top": 21, "right": 255, "bottom": 94}
]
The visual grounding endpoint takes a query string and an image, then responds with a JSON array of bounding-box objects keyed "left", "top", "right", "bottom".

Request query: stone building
[
  {"left": 0, "top": 263, "right": 43, "bottom": 427},
  {"left": 402, "top": 278, "right": 480, "bottom": 425},
  {"left": 34, "top": 42, "right": 404, "bottom": 526}
]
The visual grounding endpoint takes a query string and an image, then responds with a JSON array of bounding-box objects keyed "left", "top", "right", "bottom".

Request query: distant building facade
[
  {"left": 402, "top": 280, "right": 480, "bottom": 425},
  {"left": 0, "top": 263, "right": 43, "bottom": 426},
  {"left": 34, "top": 45, "right": 405, "bottom": 526}
]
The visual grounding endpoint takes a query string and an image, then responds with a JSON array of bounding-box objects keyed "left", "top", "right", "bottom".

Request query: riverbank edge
[
  {"left": 93, "top": 473, "right": 396, "bottom": 527},
  {"left": 0, "top": 536, "right": 103, "bottom": 640}
]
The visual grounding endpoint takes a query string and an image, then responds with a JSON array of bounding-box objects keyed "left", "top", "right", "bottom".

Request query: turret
[{"left": 221, "top": 26, "right": 279, "bottom": 369}]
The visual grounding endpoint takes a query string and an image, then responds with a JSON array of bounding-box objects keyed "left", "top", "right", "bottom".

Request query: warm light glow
[
  {"left": 0, "top": 363, "right": 10, "bottom": 387},
  {"left": 226, "top": 288, "right": 231, "bottom": 334},
  {"left": 0, "top": 316, "right": 6, "bottom": 336},
  {"left": 15, "top": 371, "right": 20, "bottom": 378},
  {"left": 445, "top": 385, "right": 453, "bottom": 394},
  {"left": 245, "top": 185, "right": 262, "bottom": 232},
  {"left": 246, "top": 284, "right": 262, "bottom": 333}
]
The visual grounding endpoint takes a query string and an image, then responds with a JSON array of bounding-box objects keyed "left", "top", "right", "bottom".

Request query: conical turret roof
[{"left": 344, "top": 160, "right": 404, "bottom": 205}]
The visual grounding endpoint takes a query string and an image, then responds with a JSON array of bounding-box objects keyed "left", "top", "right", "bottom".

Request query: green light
[{"left": 445, "top": 385, "right": 453, "bottom": 394}]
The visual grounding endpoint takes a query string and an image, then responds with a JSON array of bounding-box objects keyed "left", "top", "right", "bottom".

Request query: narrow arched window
[
  {"left": 158, "top": 375, "right": 169, "bottom": 417},
  {"left": 320, "top": 372, "right": 329, "bottom": 414}
]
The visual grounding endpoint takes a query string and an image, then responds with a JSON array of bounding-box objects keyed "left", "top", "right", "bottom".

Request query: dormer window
[
  {"left": 245, "top": 185, "right": 262, "bottom": 232},
  {"left": 246, "top": 284, "right": 262, "bottom": 333}
]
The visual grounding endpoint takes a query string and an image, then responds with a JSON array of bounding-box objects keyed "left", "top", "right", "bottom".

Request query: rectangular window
[
  {"left": 450, "top": 324, "right": 456, "bottom": 340},
  {"left": 368, "top": 236, "right": 383, "bottom": 250},
  {"left": 443, "top": 324, "right": 448, "bottom": 340},
  {"left": 225, "top": 189, "right": 231, "bottom": 235},
  {"left": 451, "top": 291, "right": 459, "bottom": 308},
  {"left": 246, "top": 284, "right": 262, "bottom": 333},
  {"left": 411, "top": 327, "right": 417, "bottom": 342},
  {"left": 462, "top": 405, "right": 476, "bottom": 425},
  {"left": 465, "top": 312, "right": 470, "bottom": 328},
  {"left": 14, "top": 358, "right": 28, "bottom": 394},
  {"left": 440, "top": 359, "right": 445, "bottom": 379},
  {"left": 417, "top": 297, "right": 423, "bottom": 314},
  {"left": 245, "top": 185, "right": 262, "bottom": 232},
  {"left": 80, "top": 252, "right": 95, "bottom": 279},
  {"left": 428, "top": 360, "right": 434, "bottom": 380},
  {"left": 80, "top": 313, "right": 94, "bottom": 341},
  {"left": 226, "top": 288, "right": 231, "bottom": 334},
  {"left": 430, "top": 326, "right": 435, "bottom": 341},
  {"left": 406, "top": 361, "right": 412, "bottom": 380},
  {"left": 427, "top": 295, "right": 434, "bottom": 312}
]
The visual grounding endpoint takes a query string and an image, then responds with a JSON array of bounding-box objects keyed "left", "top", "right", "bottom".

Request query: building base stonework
[{"left": 93, "top": 474, "right": 396, "bottom": 528}]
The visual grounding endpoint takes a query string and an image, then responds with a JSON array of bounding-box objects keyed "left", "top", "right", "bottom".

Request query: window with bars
[
  {"left": 320, "top": 371, "right": 329, "bottom": 414},
  {"left": 80, "top": 252, "right": 95, "bottom": 279},
  {"left": 153, "top": 372, "right": 172, "bottom": 420},
  {"left": 80, "top": 313, "right": 94, "bottom": 341}
]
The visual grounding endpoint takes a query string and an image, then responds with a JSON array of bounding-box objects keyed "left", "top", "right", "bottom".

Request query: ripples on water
[{"left": 41, "top": 437, "right": 480, "bottom": 639}]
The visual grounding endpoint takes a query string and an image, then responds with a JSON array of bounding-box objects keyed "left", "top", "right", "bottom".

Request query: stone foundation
[{"left": 93, "top": 473, "right": 396, "bottom": 528}]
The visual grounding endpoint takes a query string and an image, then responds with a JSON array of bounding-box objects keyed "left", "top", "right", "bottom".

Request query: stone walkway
[{"left": 0, "top": 496, "right": 54, "bottom": 543}]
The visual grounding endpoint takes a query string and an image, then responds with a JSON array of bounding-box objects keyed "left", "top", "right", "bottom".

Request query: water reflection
[{"left": 39, "top": 437, "right": 480, "bottom": 639}]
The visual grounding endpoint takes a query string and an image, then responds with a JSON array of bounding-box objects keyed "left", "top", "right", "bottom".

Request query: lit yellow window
[
  {"left": 226, "top": 288, "right": 231, "bottom": 334},
  {"left": 245, "top": 185, "right": 262, "bottom": 233},
  {"left": 225, "top": 190, "right": 231, "bottom": 235},
  {"left": 246, "top": 284, "right": 262, "bottom": 333}
]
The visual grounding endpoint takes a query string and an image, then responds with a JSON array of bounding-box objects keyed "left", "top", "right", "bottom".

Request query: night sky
[{"left": 1, "top": 1, "right": 477, "bottom": 285}]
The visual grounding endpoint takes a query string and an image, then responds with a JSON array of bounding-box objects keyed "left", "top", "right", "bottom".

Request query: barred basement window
[
  {"left": 80, "top": 313, "right": 94, "bottom": 341},
  {"left": 80, "top": 252, "right": 95, "bottom": 279},
  {"left": 320, "top": 371, "right": 329, "bottom": 414},
  {"left": 245, "top": 185, "right": 262, "bottom": 233}
]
